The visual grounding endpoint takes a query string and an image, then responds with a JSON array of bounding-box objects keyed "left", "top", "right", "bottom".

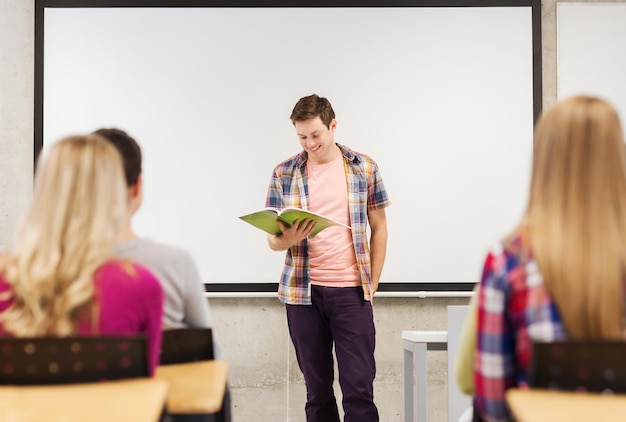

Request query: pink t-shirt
[
  {"left": 307, "top": 154, "right": 360, "bottom": 287},
  {"left": 0, "top": 260, "right": 164, "bottom": 375}
]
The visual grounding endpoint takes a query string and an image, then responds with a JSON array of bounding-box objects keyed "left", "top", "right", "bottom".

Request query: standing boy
[{"left": 266, "top": 94, "right": 391, "bottom": 422}]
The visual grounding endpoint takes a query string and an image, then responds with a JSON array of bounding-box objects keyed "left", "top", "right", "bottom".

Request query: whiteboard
[
  {"left": 557, "top": 2, "right": 626, "bottom": 121},
  {"left": 37, "top": 3, "right": 539, "bottom": 289}
]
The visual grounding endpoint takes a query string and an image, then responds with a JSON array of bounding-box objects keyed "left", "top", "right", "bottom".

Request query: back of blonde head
[
  {"left": 0, "top": 135, "right": 127, "bottom": 336},
  {"left": 521, "top": 95, "right": 626, "bottom": 339}
]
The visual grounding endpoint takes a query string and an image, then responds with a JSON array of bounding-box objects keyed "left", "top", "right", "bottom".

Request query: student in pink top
[{"left": 0, "top": 134, "right": 164, "bottom": 374}]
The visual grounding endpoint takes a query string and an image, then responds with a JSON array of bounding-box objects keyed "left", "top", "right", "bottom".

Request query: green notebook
[{"left": 239, "top": 207, "right": 351, "bottom": 238}]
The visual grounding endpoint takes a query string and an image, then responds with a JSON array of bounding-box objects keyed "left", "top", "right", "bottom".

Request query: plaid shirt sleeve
[
  {"left": 474, "top": 243, "right": 517, "bottom": 422},
  {"left": 265, "top": 168, "right": 284, "bottom": 209},
  {"left": 366, "top": 160, "right": 390, "bottom": 210}
]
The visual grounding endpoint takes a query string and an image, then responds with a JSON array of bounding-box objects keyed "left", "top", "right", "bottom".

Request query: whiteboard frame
[{"left": 34, "top": 0, "right": 542, "bottom": 296}]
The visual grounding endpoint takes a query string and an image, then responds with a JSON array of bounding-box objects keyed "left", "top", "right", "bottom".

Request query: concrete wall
[
  {"left": 2, "top": 1, "right": 624, "bottom": 420},
  {"left": 212, "top": 296, "right": 469, "bottom": 421},
  {"left": 0, "top": 0, "right": 33, "bottom": 246}
]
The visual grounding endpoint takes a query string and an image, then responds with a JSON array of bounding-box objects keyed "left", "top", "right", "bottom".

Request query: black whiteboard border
[
  {"left": 34, "top": 0, "right": 542, "bottom": 294},
  {"left": 205, "top": 281, "right": 476, "bottom": 294}
]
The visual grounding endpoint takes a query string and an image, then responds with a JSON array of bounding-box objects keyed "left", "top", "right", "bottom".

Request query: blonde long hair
[
  {"left": 516, "top": 95, "right": 626, "bottom": 339},
  {"left": 0, "top": 134, "right": 127, "bottom": 336}
]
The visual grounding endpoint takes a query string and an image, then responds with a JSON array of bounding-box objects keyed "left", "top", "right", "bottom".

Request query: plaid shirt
[
  {"left": 474, "top": 235, "right": 566, "bottom": 422},
  {"left": 265, "top": 143, "right": 391, "bottom": 305}
]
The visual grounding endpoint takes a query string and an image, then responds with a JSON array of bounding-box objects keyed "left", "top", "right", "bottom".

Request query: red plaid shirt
[{"left": 474, "top": 235, "right": 566, "bottom": 421}]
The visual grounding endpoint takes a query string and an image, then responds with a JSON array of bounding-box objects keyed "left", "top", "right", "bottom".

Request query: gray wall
[
  {"left": 0, "top": 0, "right": 33, "bottom": 247},
  {"left": 2, "top": 1, "right": 624, "bottom": 421}
]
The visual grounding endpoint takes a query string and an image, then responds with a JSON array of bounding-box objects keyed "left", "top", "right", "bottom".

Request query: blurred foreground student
[
  {"left": 94, "top": 127, "right": 221, "bottom": 358},
  {"left": 473, "top": 96, "right": 626, "bottom": 421},
  {"left": 96, "top": 128, "right": 231, "bottom": 422},
  {"left": 0, "top": 135, "right": 164, "bottom": 373}
]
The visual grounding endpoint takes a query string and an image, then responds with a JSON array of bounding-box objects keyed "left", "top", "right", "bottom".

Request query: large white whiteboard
[
  {"left": 557, "top": 2, "right": 626, "bottom": 121},
  {"left": 39, "top": 4, "right": 537, "bottom": 287}
]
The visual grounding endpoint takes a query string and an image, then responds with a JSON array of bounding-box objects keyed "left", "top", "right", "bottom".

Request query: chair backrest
[
  {"left": 0, "top": 336, "right": 149, "bottom": 385},
  {"left": 529, "top": 340, "right": 626, "bottom": 393},
  {"left": 159, "top": 328, "right": 214, "bottom": 365}
]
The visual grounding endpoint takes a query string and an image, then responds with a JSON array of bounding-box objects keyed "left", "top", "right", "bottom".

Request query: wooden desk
[
  {"left": 506, "top": 388, "right": 626, "bottom": 422},
  {"left": 0, "top": 378, "right": 168, "bottom": 422},
  {"left": 155, "top": 360, "right": 229, "bottom": 414}
]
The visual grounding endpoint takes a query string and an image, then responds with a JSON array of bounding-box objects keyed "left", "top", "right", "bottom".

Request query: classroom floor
[{"left": 229, "top": 377, "right": 447, "bottom": 422}]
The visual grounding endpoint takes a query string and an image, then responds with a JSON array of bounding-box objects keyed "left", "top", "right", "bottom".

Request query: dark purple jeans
[{"left": 286, "top": 285, "right": 379, "bottom": 422}]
